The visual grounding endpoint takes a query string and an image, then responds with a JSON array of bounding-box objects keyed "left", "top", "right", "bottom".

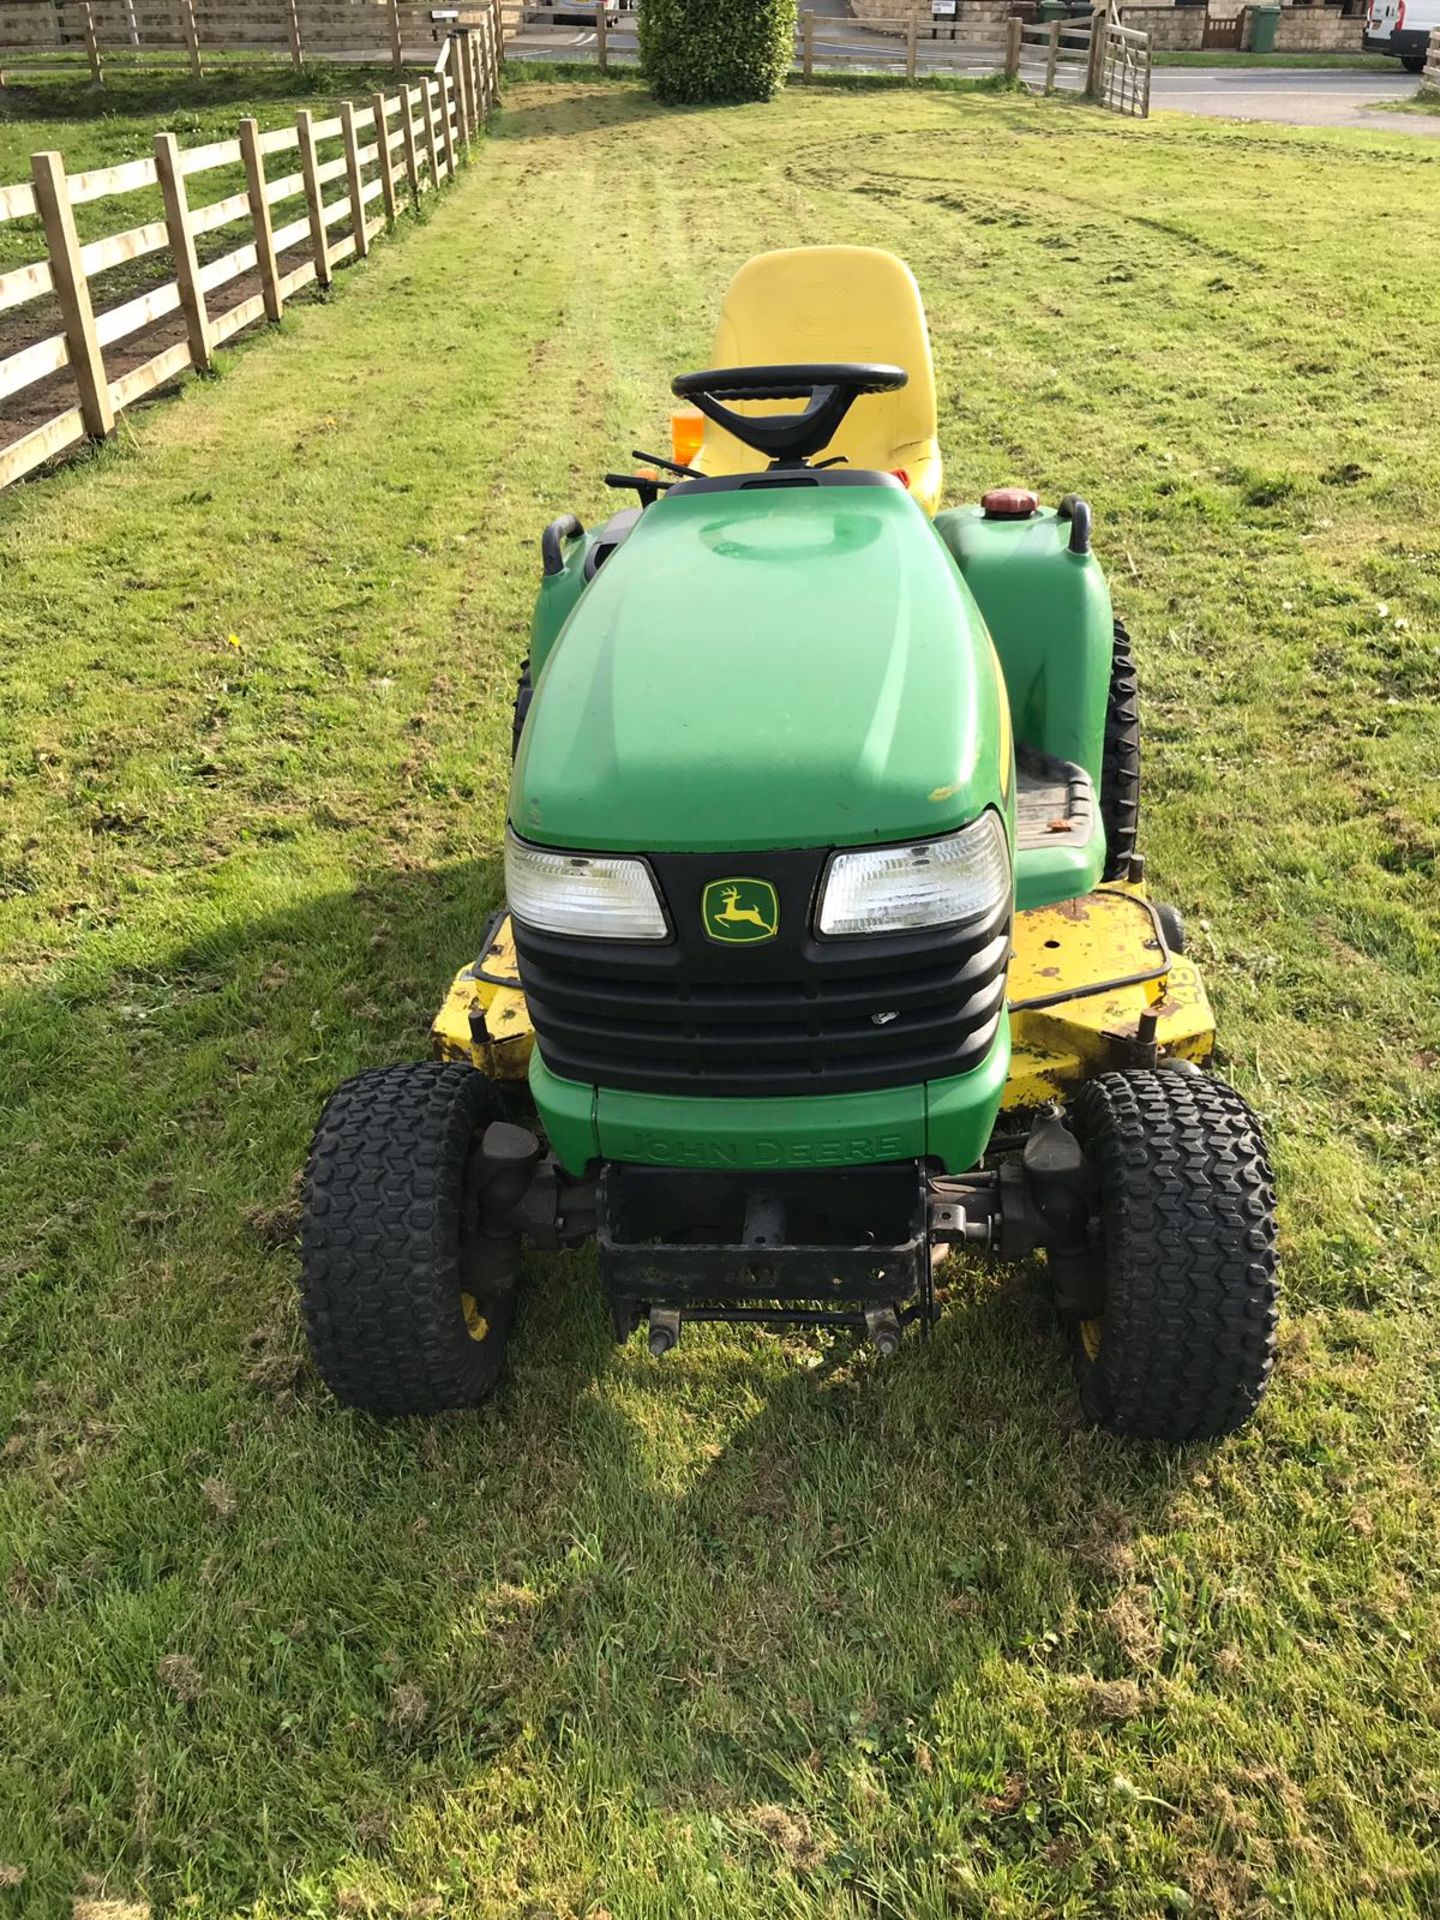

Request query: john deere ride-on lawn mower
[{"left": 300, "top": 247, "right": 1278, "bottom": 1442}]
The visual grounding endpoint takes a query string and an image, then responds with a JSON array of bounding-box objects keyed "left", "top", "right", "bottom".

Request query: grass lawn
[
  {"left": 3, "top": 72, "right": 1440, "bottom": 1920},
  {"left": 0, "top": 66, "right": 443, "bottom": 274}
]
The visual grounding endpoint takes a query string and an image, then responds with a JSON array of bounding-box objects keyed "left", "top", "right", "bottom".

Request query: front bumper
[{"left": 532, "top": 1017, "right": 1011, "bottom": 1177}]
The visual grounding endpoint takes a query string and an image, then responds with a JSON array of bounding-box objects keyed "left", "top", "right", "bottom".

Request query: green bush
[{"left": 639, "top": 0, "right": 798, "bottom": 104}]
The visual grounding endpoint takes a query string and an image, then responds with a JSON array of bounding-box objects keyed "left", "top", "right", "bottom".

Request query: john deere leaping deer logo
[{"left": 702, "top": 878, "right": 779, "bottom": 945}]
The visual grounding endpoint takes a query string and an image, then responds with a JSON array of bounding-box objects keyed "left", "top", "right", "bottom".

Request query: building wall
[
  {"left": 1117, "top": 2, "right": 1364, "bottom": 50},
  {"left": 847, "top": 0, "right": 1015, "bottom": 29}
]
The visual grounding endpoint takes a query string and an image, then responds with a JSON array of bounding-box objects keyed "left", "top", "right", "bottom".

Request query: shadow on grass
[{"left": 0, "top": 854, "right": 1210, "bottom": 1910}]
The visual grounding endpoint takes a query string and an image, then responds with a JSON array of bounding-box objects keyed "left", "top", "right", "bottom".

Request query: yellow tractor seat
[{"left": 691, "top": 246, "right": 943, "bottom": 517}]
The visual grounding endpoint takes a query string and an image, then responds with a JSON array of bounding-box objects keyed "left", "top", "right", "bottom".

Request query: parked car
[{"left": 1364, "top": 0, "right": 1437, "bottom": 71}]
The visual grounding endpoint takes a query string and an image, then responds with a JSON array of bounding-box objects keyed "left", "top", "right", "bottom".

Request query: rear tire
[
  {"left": 1100, "top": 620, "right": 1141, "bottom": 882},
  {"left": 1064, "top": 1069, "right": 1278, "bottom": 1442},
  {"left": 1402, "top": 52, "right": 1426, "bottom": 71},
  {"left": 300, "top": 1063, "right": 517, "bottom": 1415}
]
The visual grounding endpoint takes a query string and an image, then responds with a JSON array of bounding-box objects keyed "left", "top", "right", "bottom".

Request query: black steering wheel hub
[{"left": 671, "top": 362, "right": 907, "bottom": 468}]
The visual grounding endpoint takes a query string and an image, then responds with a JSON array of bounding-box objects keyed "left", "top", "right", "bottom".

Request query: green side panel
[
  {"left": 528, "top": 527, "right": 601, "bottom": 681},
  {"left": 925, "top": 1015, "right": 1010, "bottom": 1168},
  {"left": 530, "top": 1052, "right": 598, "bottom": 1172},
  {"left": 535, "top": 1024, "right": 1008, "bottom": 1178},
  {"left": 934, "top": 506, "right": 1114, "bottom": 787},
  {"left": 1013, "top": 831, "right": 1107, "bottom": 914},
  {"left": 513, "top": 483, "right": 1003, "bottom": 855}
]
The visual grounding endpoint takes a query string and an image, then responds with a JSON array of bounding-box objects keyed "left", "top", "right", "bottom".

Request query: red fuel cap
[{"left": 982, "top": 487, "right": 1039, "bottom": 519}]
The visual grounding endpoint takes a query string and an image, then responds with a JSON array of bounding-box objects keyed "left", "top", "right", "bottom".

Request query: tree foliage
[{"left": 639, "top": 0, "right": 798, "bottom": 104}]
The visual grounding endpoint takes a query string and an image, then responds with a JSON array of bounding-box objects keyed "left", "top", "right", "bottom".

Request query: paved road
[
  {"left": 507, "top": 24, "right": 1439, "bottom": 133},
  {"left": 1149, "top": 64, "right": 1438, "bottom": 132}
]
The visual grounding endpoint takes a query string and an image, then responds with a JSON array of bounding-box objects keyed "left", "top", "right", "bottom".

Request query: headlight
[
  {"left": 817, "top": 812, "right": 1010, "bottom": 937},
  {"left": 505, "top": 828, "right": 669, "bottom": 942}
]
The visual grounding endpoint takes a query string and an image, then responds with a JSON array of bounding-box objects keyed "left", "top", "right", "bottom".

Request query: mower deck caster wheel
[
  {"left": 1155, "top": 901, "right": 1185, "bottom": 955},
  {"left": 1063, "top": 1068, "right": 1278, "bottom": 1442},
  {"left": 299, "top": 1062, "right": 521, "bottom": 1415}
]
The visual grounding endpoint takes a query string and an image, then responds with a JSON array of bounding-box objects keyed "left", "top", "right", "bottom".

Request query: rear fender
[
  {"left": 530, "top": 517, "right": 602, "bottom": 680},
  {"left": 935, "top": 504, "right": 1114, "bottom": 789}
]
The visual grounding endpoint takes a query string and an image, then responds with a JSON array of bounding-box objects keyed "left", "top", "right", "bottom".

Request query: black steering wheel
[{"left": 671, "top": 362, "right": 907, "bottom": 468}]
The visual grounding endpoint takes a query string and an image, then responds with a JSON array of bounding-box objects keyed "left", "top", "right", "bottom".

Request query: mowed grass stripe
[{"left": 0, "top": 77, "right": 1438, "bottom": 1919}]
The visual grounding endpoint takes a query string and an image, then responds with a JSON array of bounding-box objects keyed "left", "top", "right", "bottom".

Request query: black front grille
[{"left": 513, "top": 846, "right": 1010, "bottom": 1098}]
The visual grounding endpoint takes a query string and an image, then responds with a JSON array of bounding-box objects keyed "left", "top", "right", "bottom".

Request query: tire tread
[
  {"left": 1069, "top": 1069, "right": 1278, "bottom": 1442},
  {"left": 300, "top": 1062, "right": 512, "bottom": 1415}
]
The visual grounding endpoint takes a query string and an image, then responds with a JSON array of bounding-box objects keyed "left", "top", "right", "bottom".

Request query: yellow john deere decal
[{"left": 702, "top": 878, "right": 779, "bottom": 944}]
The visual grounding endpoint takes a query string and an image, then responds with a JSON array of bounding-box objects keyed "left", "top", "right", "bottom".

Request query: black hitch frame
[
  {"left": 597, "top": 1161, "right": 932, "bottom": 1345},
  {"left": 479, "top": 1104, "right": 1102, "bottom": 1355}
]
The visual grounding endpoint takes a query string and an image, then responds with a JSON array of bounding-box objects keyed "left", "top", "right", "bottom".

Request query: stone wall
[
  {"left": 1117, "top": 1, "right": 1363, "bottom": 51},
  {"left": 847, "top": 0, "right": 1014, "bottom": 29},
  {"left": 1271, "top": 5, "right": 1365, "bottom": 50},
  {"left": 1117, "top": 7, "right": 1206, "bottom": 51}
]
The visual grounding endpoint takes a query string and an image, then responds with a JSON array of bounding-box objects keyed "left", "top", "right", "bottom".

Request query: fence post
[
  {"left": 454, "top": 28, "right": 474, "bottom": 135},
  {"left": 240, "top": 116, "right": 284, "bottom": 322},
  {"left": 82, "top": 1, "right": 103, "bottom": 82},
  {"left": 594, "top": 0, "right": 608, "bottom": 71},
  {"left": 1086, "top": 12, "right": 1106, "bottom": 93},
  {"left": 401, "top": 84, "right": 422, "bottom": 199},
  {"left": 468, "top": 26, "right": 485, "bottom": 123},
  {"left": 1044, "top": 18, "right": 1060, "bottom": 89},
  {"left": 802, "top": 8, "right": 813, "bottom": 76},
  {"left": 906, "top": 9, "right": 918, "bottom": 79},
  {"left": 389, "top": 0, "right": 403, "bottom": 71},
  {"left": 179, "top": 0, "right": 203, "bottom": 76},
  {"left": 30, "top": 150, "right": 113, "bottom": 441},
  {"left": 438, "top": 72, "right": 457, "bottom": 175},
  {"left": 1005, "top": 13, "right": 1022, "bottom": 77},
  {"left": 488, "top": 0, "right": 503, "bottom": 92},
  {"left": 154, "top": 131, "right": 212, "bottom": 371},
  {"left": 296, "top": 108, "right": 332, "bottom": 287},
  {"left": 453, "top": 44, "right": 471, "bottom": 146},
  {"left": 285, "top": 0, "right": 303, "bottom": 68},
  {"left": 1140, "top": 31, "right": 1151, "bottom": 114},
  {"left": 423, "top": 75, "right": 443, "bottom": 185},
  {"left": 373, "top": 91, "right": 399, "bottom": 221},
  {"left": 340, "top": 100, "right": 370, "bottom": 257}
]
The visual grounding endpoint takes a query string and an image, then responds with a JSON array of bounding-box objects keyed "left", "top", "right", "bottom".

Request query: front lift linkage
[{"left": 465, "top": 1098, "right": 1121, "bottom": 1359}]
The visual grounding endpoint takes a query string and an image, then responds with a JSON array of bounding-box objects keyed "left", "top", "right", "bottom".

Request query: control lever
[{"left": 631, "top": 447, "right": 703, "bottom": 480}]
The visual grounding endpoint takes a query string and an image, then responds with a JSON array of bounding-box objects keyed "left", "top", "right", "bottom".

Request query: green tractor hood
[{"left": 512, "top": 480, "right": 1003, "bottom": 855}]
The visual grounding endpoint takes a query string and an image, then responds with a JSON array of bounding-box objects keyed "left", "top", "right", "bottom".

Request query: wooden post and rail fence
[
  {"left": 0, "top": 0, "right": 502, "bottom": 84},
  {"left": 496, "top": 0, "right": 1147, "bottom": 112},
  {"left": 0, "top": 14, "right": 502, "bottom": 489},
  {"left": 794, "top": 1, "right": 1149, "bottom": 111}
]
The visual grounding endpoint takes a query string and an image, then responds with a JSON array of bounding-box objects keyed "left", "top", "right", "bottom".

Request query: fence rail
[
  {"left": 0, "top": 12, "right": 501, "bottom": 488},
  {"left": 0, "top": 0, "right": 499, "bottom": 79},
  {"left": 498, "top": 2, "right": 1147, "bottom": 109}
]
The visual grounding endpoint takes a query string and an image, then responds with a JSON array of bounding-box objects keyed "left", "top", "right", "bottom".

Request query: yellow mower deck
[{"left": 433, "top": 886, "right": 1214, "bottom": 1107}]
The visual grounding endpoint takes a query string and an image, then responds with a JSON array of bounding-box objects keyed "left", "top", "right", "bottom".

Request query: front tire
[
  {"left": 1401, "top": 52, "right": 1426, "bottom": 71},
  {"left": 300, "top": 1063, "right": 518, "bottom": 1415},
  {"left": 1064, "top": 1069, "right": 1278, "bottom": 1441}
]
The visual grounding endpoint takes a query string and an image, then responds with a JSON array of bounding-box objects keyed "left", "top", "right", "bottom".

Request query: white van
[{"left": 1364, "top": 0, "right": 1438, "bottom": 71}]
